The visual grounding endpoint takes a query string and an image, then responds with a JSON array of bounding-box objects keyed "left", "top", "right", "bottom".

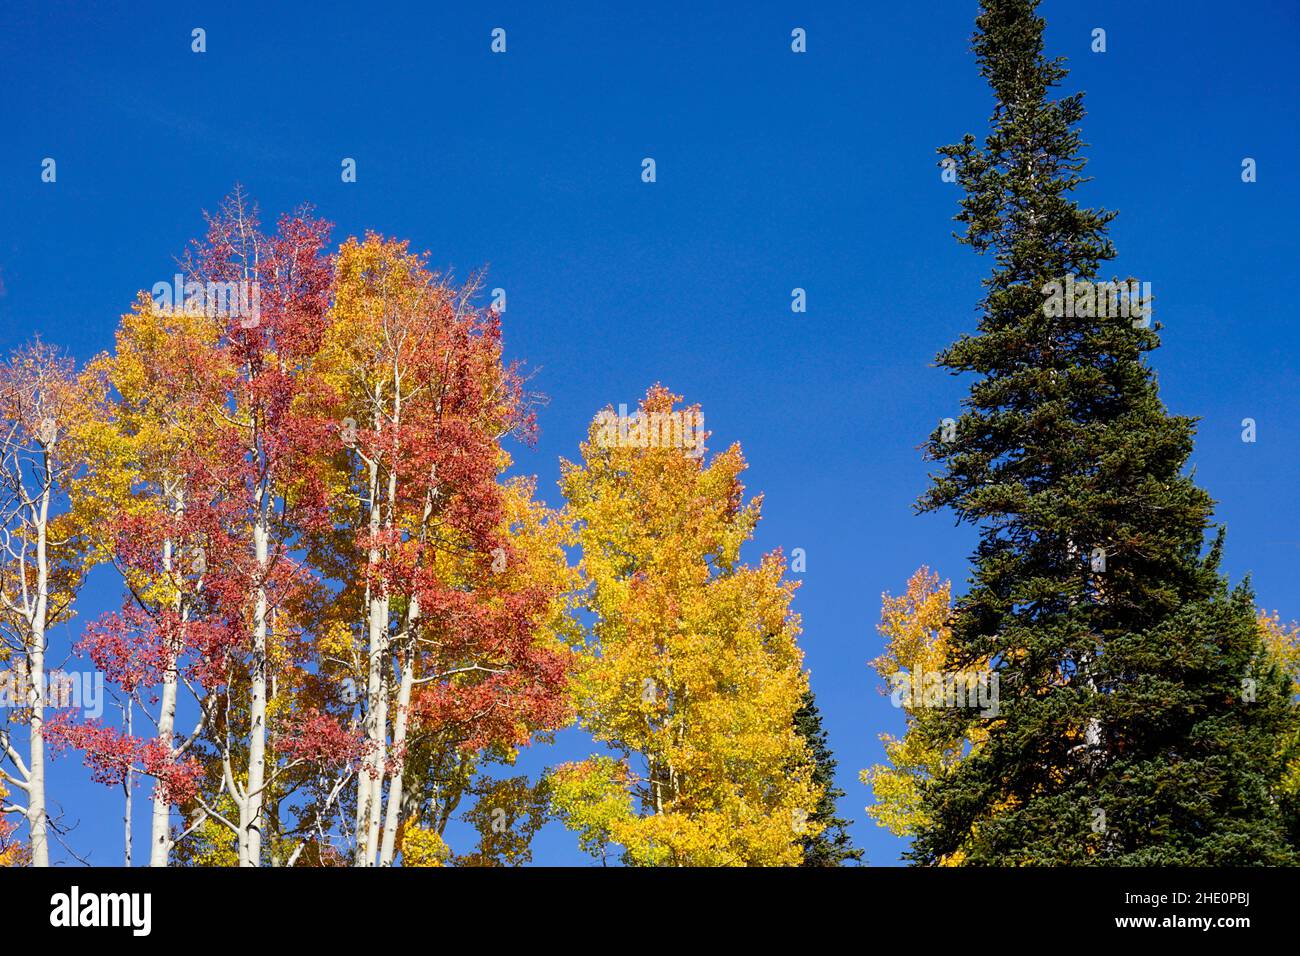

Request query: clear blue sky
[{"left": 1, "top": 0, "right": 1297, "bottom": 865}]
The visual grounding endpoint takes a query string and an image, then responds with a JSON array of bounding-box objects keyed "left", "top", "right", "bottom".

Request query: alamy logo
[
  {"left": 49, "top": 886, "right": 151, "bottom": 937},
  {"left": 594, "top": 405, "right": 704, "bottom": 458},
  {"left": 152, "top": 273, "right": 262, "bottom": 328},
  {"left": 1041, "top": 275, "right": 1151, "bottom": 327},
  {"left": 890, "top": 666, "right": 999, "bottom": 717},
  {"left": 0, "top": 663, "right": 103, "bottom": 719}
]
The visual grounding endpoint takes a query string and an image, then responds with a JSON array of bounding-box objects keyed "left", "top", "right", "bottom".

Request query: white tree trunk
[
  {"left": 27, "top": 487, "right": 51, "bottom": 867},
  {"left": 149, "top": 665, "right": 177, "bottom": 865},
  {"left": 243, "top": 513, "right": 270, "bottom": 866},
  {"left": 27, "top": 639, "right": 48, "bottom": 867},
  {"left": 124, "top": 700, "right": 133, "bottom": 866},
  {"left": 356, "top": 589, "right": 387, "bottom": 866},
  {"left": 150, "top": 527, "right": 182, "bottom": 866},
  {"left": 355, "top": 450, "right": 389, "bottom": 867},
  {"left": 378, "top": 647, "right": 414, "bottom": 866}
]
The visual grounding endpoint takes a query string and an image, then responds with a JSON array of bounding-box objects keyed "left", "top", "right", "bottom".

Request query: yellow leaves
[
  {"left": 499, "top": 476, "right": 583, "bottom": 651},
  {"left": 0, "top": 340, "right": 108, "bottom": 629},
  {"left": 872, "top": 567, "right": 952, "bottom": 682},
  {"left": 562, "top": 388, "right": 756, "bottom": 587},
  {"left": 1257, "top": 610, "right": 1300, "bottom": 799},
  {"left": 0, "top": 779, "right": 25, "bottom": 866},
  {"left": 71, "top": 294, "right": 224, "bottom": 570},
  {"left": 173, "top": 797, "right": 240, "bottom": 868},
  {"left": 1258, "top": 610, "right": 1300, "bottom": 693},
  {"left": 332, "top": 235, "right": 432, "bottom": 331},
  {"left": 548, "top": 757, "right": 635, "bottom": 859},
  {"left": 860, "top": 745, "right": 923, "bottom": 838},
  {"left": 863, "top": 567, "right": 984, "bottom": 857},
  {"left": 456, "top": 775, "right": 551, "bottom": 866},
  {"left": 317, "top": 617, "right": 355, "bottom": 665},
  {"left": 320, "top": 234, "right": 465, "bottom": 413},
  {"left": 556, "top": 388, "right": 821, "bottom": 866},
  {"left": 399, "top": 821, "right": 451, "bottom": 867},
  {"left": 551, "top": 753, "right": 817, "bottom": 867}
]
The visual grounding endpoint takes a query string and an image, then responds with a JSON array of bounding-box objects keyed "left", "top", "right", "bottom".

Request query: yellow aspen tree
[
  {"left": 861, "top": 567, "right": 989, "bottom": 862},
  {"left": 552, "top": 385, "right": 820, "bottom": 866},
  {"left": 1256, "top": 611, "right": 1300, "bottom": 800}
]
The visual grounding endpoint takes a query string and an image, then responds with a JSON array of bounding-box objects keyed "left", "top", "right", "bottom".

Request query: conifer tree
[
  {"left": 915, "top": 0, "right": 1299, "bottom": 865},
  {"left": 794, "top": 690, "right": 863, "bottom": 866}
]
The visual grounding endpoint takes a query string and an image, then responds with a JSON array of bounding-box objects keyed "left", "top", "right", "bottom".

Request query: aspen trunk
[
  {"left": 27, "top": 640, "right": 48, "bottom": 867},
  {"left": 151, "top": 523, "right": 182, "bottom": 866},
  {"left": 355, "top": 455, "right": 386, "bottom": 866},
  {"left": 244, "top": 513, "right": 270, "bottom": 866},
  {"left": 124, "top": 700, "right": 134, "bottom": 866},
  {"left": 27, "top": 486, "right": 51, "bottom": 867},
  {"left": 150, "top": 664, "right": 178, "bottom": 865},
  {"left": 378, "top": 644, "right": 415, "bottom": 866}
]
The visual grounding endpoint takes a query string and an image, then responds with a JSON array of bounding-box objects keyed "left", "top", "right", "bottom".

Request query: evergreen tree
[
  {"left": 795, "top": 690, "right": 864, "bottom": 866},
  {"left": 914, "top": 0, "right": 1299, "bottom": 865}
]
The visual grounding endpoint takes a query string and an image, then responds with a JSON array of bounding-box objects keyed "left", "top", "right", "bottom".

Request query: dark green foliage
[
  {"left": 795, "top": 690, "right": 864, "bottom": 866},
  {"left": 913, "top": 0, "right": 1299, "bottom": 865}
]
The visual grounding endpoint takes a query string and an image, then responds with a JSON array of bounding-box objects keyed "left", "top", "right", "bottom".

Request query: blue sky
[{"left": 1, "top": 0, "right": 1297, "bottom": 865}]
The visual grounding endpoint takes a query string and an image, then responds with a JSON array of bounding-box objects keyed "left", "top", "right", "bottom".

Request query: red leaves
[
  {"left": 45, "top": 715, "right": 137, "bottom": 787},
  {"left": 57, "top": 202, "right": 575, "bottom": 863},
  {"left": 278, "top": 709, "right": 364, "bottom": 769},
  {"left": 414, "top": 663, "right": 572, "bottom": 753},
  {"left": 184, "top": 189, "right": 334, "bottom": 367},
  {"left": 409, "top": 584, "right": 573, "bottom": 752},
  {"left": 320, "top": 235, "right": 571, "bottom": 768},
  {"left": 87, "top": 497, "right": 250, "bottom": 696},
  {"left": 78, "top": 605, "right": 168, "bottom": 695},
  {"left": 45, "top": 715, "right": 202, "bottom": 804},
  {"left": 139, "top": 740, "right": 203, "bottom": 805}
]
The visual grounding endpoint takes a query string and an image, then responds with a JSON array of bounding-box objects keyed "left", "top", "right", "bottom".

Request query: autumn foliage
[
  {"left": 550, "top": 386, "right": 821, "bottom": 866},
  {"left": 16, "top": 196, "right": 609, "bottom": 867},
  {"left": 2, "top": 227, "right": 831, "bottom": 868}
]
